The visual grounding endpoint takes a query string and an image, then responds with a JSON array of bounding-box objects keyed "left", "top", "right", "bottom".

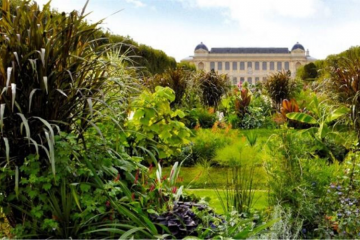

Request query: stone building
[{"left": 183, "top": 42, "right": 316, "bottom": 85}]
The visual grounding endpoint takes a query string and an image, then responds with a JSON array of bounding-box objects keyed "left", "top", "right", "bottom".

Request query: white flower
[{"left": 128, "top": 111, "right": 134, "bottom": 120}]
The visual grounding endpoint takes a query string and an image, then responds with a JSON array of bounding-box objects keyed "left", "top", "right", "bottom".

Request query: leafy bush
[
  {"left": 197, "top": 70, "right": 230, "bottom": 108},
  {"left": 325, "top": 47, "right": 360, "bottom": 140},
  {"left": 221, "top": 87, "right": 252, "bottom": 118},
  {"left": 322, "top": 152, "right": 360, "bottom": 238},
  {"left": 298, "top": 62, "right": 319, "bottom": 81},
  {"left": 286, "top": 97, "right": 350, "bottom": 162},
  {"left": 187, "top": 108, "right": 217, "bottom": 129},
  {"left": 177, "top": 61, "right": 197, "bottom": 72},
  {"left": 222, "top": 88, "right": 274, "bottom": 129},
  {"left": 143, "top": 68, "right": 190, "bottom": 107},
  {"left": 266, "top": 129, "right": 340, "bottom": 237},
  {"left": 273, "top": 99, "right": 306, "bottom": 128},
  {"left": 187, "top": 129, "right": 233, "bottom": 166},
  {"left": 240, "top": 106, "right": 267, "bottom": 129},
  {"left": 106, "top": 34, "right": 177, "bottom": 75},
  {"left": 0, "top": 1, "right": 163, "bottom": 238},
  {"left": 194, "top": 206, "right": 276, "bottom": 239},
  {"left": 126, "top": 86, "right": 192, "bottom": 162},
  {"left": 150, "top": 201, "right": 201, "bottom": 238},
  {"left": 181, "top": 75, "right": 203, "bottom": 110},
  {"left": 258, "top": 204, "right": 303, "bottom": 239},
  {"left": 264, "top": 70, "right": 298, "bottom": 109}
]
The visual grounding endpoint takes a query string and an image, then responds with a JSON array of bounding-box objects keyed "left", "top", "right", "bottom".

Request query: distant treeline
[
  {"left": 103, "top": 34, "right": 177, "bottom": 76},
  {"left": 297, "top": 46, "right": 360, "bottom": 81},
  {"left": 3, "top": 0, "right": 177, "bottom": 76}
]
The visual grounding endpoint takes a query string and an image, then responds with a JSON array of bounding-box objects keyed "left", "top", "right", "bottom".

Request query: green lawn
[
  {"left": 186, "top": 189, "right": 269, "bottom": 214},
  {"left": 163, "top": 166, "right": 267, "bottom": 189},
  {"left": 166, "top": 129, "right": 275, "bottom": 214},
  {"left": 161, "top": 129, "right": 283, "bottom": 189}
]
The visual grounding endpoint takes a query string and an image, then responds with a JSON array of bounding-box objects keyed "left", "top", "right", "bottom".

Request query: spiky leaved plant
[
  {"left": 326, "top": 47, "right": 360, "bottom": 141},
  {"left": 144, "top": 68, "right": 190, "bottom": 107},
  {"left": 197, "top": 70, "right": 230, "bottom": 109},
  {"left": 264, "top": 70, "right": 296, "bottom": 110},
  {"left": 0, "top": 0, "right": 141, "bottom": 234},
  {"left": 234, "top": 88, "right": 251, "bottom": 118}
]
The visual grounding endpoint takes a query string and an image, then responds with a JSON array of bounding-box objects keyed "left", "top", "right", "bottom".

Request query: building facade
[{"left": 183, "top": 42, "right": 316, "bottom": 85}]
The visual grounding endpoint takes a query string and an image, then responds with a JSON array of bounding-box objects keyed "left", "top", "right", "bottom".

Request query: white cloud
[
  {"left": 172, "top": 0, "right": 348, "bottom": 60},
  {"left": 28, "top": 0, "right": 360, "bottom": 61},
  {"left": 125, "top": 0, "right": 146, "bottom": 8},
  {"left": 177, "top": 0, "right": 330, "bottom": 31}
]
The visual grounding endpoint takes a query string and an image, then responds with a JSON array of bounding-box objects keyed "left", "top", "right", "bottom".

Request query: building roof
[
  {"left": 209, "top": 47, "right": 290, "bottom": 54},
  {"left": 306, "top": 56, "right": 317, "bottom": 61},
  {"left": 195, "top": 42, "right": 209, "bottom": 51},
  {"left": 291, "top": 42, "right": 305, "bottom": 51}
]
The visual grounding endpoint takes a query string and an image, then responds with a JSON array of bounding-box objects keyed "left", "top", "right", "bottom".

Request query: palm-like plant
[
  {"left": 286, "top": 96, "right": 350, "bottom": 161},
  {"left": 144, "top": 68, "right": 190, "bottom": 107},
  {"left": 234, "top": 88, "right": 252, "bottom": 118},
  {"left": 326, "top": 47, "right": 360, "bottom": 140},
  {"left": 197, "top": 70, "right": 230, "bottom": 108},
  {"left": 264, "top": 70, "right": 295, "bottom": 110}
]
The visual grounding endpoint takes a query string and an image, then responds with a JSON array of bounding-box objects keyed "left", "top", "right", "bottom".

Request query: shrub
[
  {"left": 321, "top": 151, "right": 360, "bottom": 238},
  {"left": 177, "top": 61, "right": 197, "bottom": 72},
  {"left": 143, "top": 68, "right": 190, "bottom": 107},
  {"left": 197, "top": 70, "right": 230, "bottom": 108},
  {"left": 181, "top": 75, "right": 202, "bottom": 110},
  {"left": 126, "top": 86, "right": 192, "bottom": 162},
  {"left": 240, "top": 107, "right": 266, "bottom": 129},
  {"left": 298, "top": 62, "right": 318, "bottom": 81},
  {"left": 0, "top": 1, "right": 159, "bottom": 238},
  {"left": 188, "top": 129, "right": 232, "bottom": 166},
  {"left": 192, "top": 108, "right": 217, "bottom": 129},
  {"left": 325, "top": 47, "right": 360, "bottom": 140},
  {"left": 265, "top": 129, "right": 340, "bottom": 237},
  {"left": 274, "top": 99, "right": 307, "bottom": 128},
  {"left": 104, "top": 34, "right": 177, "bottom": 76},
  {"left": 264, "top": 70, "right": 298, "bottom": 109},
  {"left": 286, "top": 97, "right": 350, "bottom": 162},
  {"left": 258, "top": 204, "right": 303, "bottom": 239}
]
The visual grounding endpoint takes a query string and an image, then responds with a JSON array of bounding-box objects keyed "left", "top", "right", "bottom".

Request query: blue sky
[{"left": 34, "top": 0, "right": 360, "bottom": 61}]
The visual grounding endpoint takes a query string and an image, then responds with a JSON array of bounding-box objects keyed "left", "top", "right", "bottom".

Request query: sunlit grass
[{"left": 186, "top": 189, "right": 268, "bottom": 214}]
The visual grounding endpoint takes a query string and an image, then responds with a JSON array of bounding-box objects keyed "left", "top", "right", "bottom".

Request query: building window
[
  {"left": 210, "top": 62, "right": 215, "bottom": 70},
  {"left": 262, "top": 62, "right": 267, "bottom": 70},
  {"left": 285, "top": 62, "right": 290, "bottom": 70},
  {"left": 198, "top": 62, "right": 204, "bottom": 70},
  {"left": 255, "top": 62, "right": 260, "bottom": 71},
  {"left": 277, "top": 62, "right": 282, "bottom": 70},
  {"left": 247, "top": 62, "right": 252, "bottom": 68},
  {"left": 218, "top": 62, "right": 222, "bottom": 70},
  {"left": 247, "top": 77, "right": 252, "bottom": 84},
  {"left": 225, "top": 62, "right": 230, "bottom": 70},
  {"left": 240, "top": 62, "right": 245, "bottom": 70},
  {"left": 263, "top": 77, "right": 267, "bottom": 82},
  {"left": 232, "top": 62, "right": 237, "bottom": 71},
  {"left": 232, "top": 77, "right": 237, "bottom": 85},
  {"left": 240, "top": 77, "right": 245, "bottom": 83},
  {"left": 270, "top": 62, "right": 275, "bottom": 70},
  {"left": 255, "top": 77, "right": 259, "bottom": 83}
]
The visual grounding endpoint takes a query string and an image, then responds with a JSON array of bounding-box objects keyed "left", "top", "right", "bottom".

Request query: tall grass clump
[
  {"left": 265, "top": 129, "right": 340, "bottom": 237},
  {"left": 0, "top": 1, "right": 159, "bottom": 238},
  {"left": 264, "top": 70, "right": 300, "bottom": 110},
  {"left": 213, "top": 135, "right": 264, "bottom": 213},
  {"left": 196, "top": 70, "right": 230, "bottom": 109}
]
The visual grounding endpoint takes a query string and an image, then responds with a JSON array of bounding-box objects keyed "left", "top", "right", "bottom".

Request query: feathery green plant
[{"left": 0, "top": 1, "right": 152, "bottom": 238}]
